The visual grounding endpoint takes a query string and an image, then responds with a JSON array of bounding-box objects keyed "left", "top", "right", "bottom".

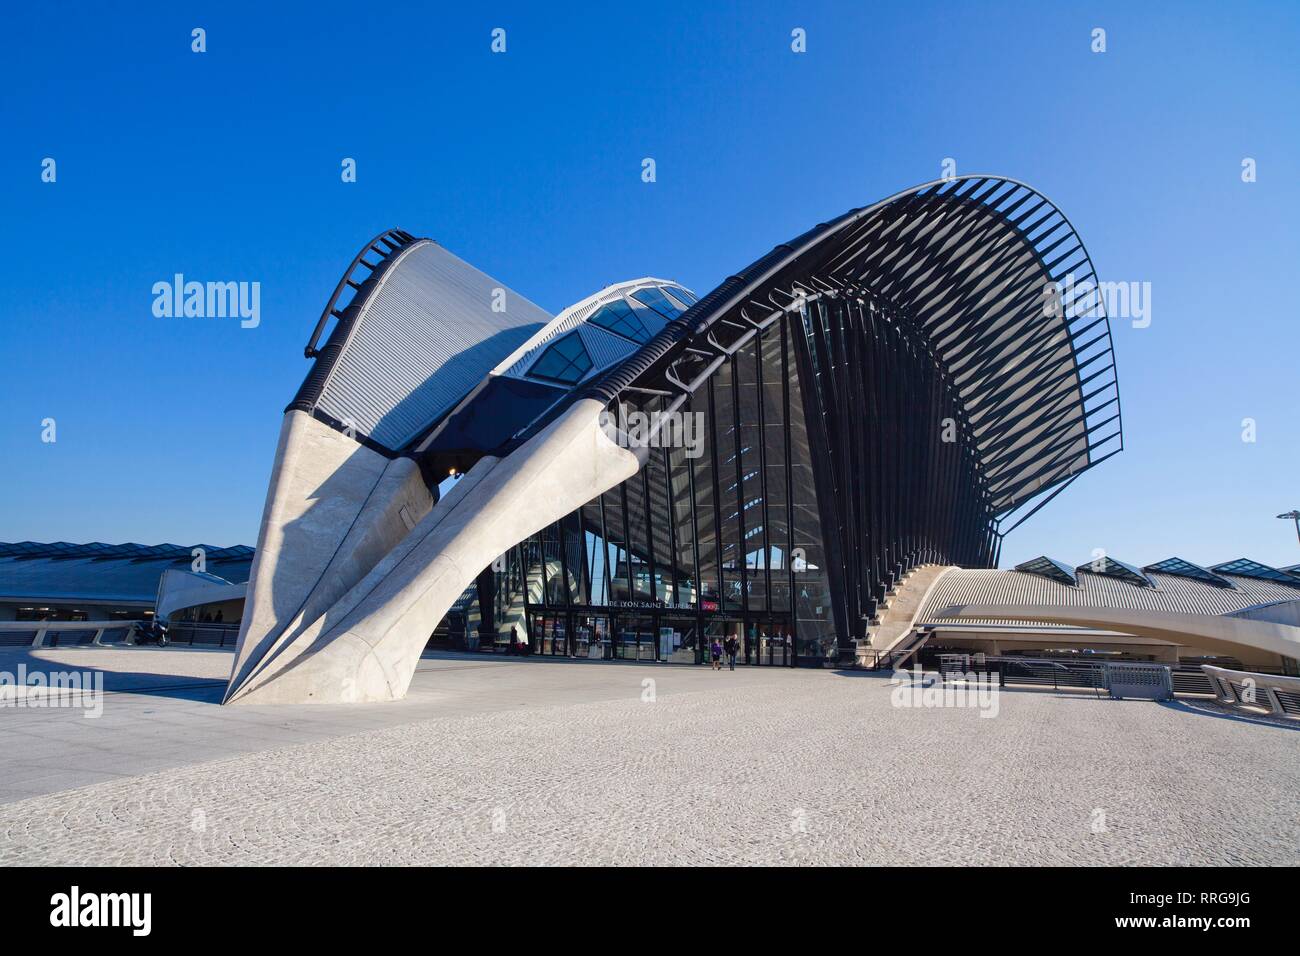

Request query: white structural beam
[
  {"left": 225, "top": 411, "right": 435, "bottom": 700},
  {"left": 225, "top": 398, "right": 643, "bottom": 704}
]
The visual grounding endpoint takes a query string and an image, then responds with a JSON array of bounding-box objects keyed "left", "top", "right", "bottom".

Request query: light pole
[{"left": 1278, "top": 510, "right": 1300, "bottom": 546}]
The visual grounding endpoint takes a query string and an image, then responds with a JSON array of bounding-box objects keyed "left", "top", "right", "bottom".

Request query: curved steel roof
[
  {"left": 0, "top": 541, "right": 254, "bottom": 605},
  {"left": 919, "top": 566, "right": 1300, "bottom": 627},
  {"left": 532, "top": 175, "right": 1121, "bottom": 523},
  {"left": 291, "top": 237, "right": 552, "bottom": 453}
]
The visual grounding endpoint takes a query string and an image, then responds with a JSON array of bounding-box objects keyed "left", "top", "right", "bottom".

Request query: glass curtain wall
[
  {"left": 513, "top": 311, "right": 823, "bottom": 665},
  {"left": 497, "top": 287, "right": 994, "bottom": 665}
]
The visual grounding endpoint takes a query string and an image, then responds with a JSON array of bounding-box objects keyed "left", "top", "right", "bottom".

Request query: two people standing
[{"left": 711, "top": 634, "right": 739, "bottom": 671}]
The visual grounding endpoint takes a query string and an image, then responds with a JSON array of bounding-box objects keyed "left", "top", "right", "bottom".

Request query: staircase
[
  {"left": 878, "top": 627, "right": 932, "bottom": 671},
  {"left": 857, "top": 564, "right": 953, "bottom": 669}
]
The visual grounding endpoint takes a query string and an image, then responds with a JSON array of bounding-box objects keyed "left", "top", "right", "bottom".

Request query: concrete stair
[{"left": 856, "top": 564, "right": 954, "bottom": 666}]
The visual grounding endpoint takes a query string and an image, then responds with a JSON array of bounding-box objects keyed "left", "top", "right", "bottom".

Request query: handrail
[
  {"left": 0, "top": 619, "right": 146, "bottom": 648},
  {"left": 164, "top": 621, "right": 241, "bottom": 648},
  {"left": 937, "top": 654, "right": 1108, "bottom": 695},
  {"left": 0, "top": 620, "right": 146, "bottom": 629},
  {"left": 303, "top": 228, "right": 418, "bottom": 358}
]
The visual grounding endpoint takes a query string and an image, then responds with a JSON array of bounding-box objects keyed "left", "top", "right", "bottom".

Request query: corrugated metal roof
[
  {"left": 0, "top": 542, "right": 253, "bottom": 605},
  {"left": 575, "top": 324, "right": 639, "bottom": 379},
  {"left": 313, "top": 241, "right": 551, "bottom": 450},
  {"left": 919, "top": 565, "right": 1300, "bottom": 628}
]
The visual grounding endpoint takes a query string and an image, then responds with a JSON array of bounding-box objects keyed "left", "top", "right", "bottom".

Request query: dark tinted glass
[
  {"left": 587, "top": 299, "right": 653, "bottom": 342},
  {"left": 528, "top": 332, "right": 593, "bottom": 385},
  {"left": 631, "top": 286, "right": 681, "bottom": 318}
]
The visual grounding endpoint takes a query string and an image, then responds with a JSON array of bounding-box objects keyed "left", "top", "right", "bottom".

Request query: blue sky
[{"left": 2, "top": 1, "right": 1297, "bottom": 570}]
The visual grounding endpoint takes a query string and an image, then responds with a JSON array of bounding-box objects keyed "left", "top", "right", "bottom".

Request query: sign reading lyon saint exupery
[{"left": 224, "top": 177, "right": 1124, "bottom": 704}]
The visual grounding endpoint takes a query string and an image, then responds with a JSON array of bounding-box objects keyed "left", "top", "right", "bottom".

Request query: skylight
[
  {"left": 1143, "top": 557, "right": 1234, "bottom": 589},
  {"left": 586, "top": 299, "right": 654, "bottom": 343},
  {"left": 1014, "top": 555, "right": 1077, "bottom": 586},
  {"left": 1210, "top": 558, "right": 1300, "bottom": 588},
  {"left": 1076, "top": 555, "right": 1154, "bottom": 588},
  {"left": 527, "top": 331, "right": 593, "bottom": 385}
]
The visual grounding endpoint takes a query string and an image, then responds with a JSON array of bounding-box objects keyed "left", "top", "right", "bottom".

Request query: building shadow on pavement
[{"left": 0, "top": 646, "right": 231, "bottom": 704}]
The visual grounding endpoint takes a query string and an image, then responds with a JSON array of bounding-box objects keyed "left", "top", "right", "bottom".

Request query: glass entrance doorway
[
  {"left": 744, "top": 618, "right": 792, "bottom": 666},
  {"left": 575, "top": 613, "right": 608, "bottom": 659},
  {"left": 533, "top": 613, "right": 573, "bottom": 656},
  {"left": 696, "top": 616, "right": 794, "bottom": 666},
  {"left": 522, "top": 609, "right": 793, "bottom": 666},
  {"left": 658, "top": 616, "right": 700, "bottom": 664},
  {"left": 613, "top": 613, "right": 657, "bottom": 661},
  {"left": 704, "top": 618, "right": 739, "bottom": 665}
]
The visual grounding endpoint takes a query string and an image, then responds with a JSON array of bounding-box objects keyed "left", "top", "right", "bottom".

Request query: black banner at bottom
[{"left": 0, "top": 865, "right": 1277, "bottom": 941}]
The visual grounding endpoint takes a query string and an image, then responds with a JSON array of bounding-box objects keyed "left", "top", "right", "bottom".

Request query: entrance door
[
  {"left": 576, "top": 613, "right": 609, "bottom": 660},
  {"left": 703, "top": 618, "right": 741, "bottom": 666},
  {"left": 658, "top": 617, "right": 698, "bottom": 663},
  {"left": 760, "top": 619, "right": 791, "bottom": 666},
  {"left": 615, "top": 613, "right": 657, "bottom": 661},
  {"left": 742, "top": 617, "right": 792, "bottom": 666}
]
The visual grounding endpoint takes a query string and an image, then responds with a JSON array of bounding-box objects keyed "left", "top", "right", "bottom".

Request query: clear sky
[{"left": 2, "top": 1, "right": 1297, "bottom": 571}]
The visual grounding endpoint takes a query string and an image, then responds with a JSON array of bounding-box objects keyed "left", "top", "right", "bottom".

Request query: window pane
[
  {"left": 587, "top": 299, "right": 653, "bottom": 343},
  {"left": 664, "top": 286, "right": 696, "bottom": 308},
  {"left": 631, "top": 286, "right": 681, "bottom": 318},
  {"left": 528, "top": 331, "right": 593, "bottom": 384}
]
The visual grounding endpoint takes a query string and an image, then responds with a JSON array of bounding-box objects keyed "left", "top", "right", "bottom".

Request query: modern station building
[
  {"left": 8, "top": 175, "right": 1296, "bottom": 702},
  {"left": 221, "top": 175, "right": 1143, "bottom": 704},
  {"left": 0, "top": 541, "right": 252, "bottom": 645}
]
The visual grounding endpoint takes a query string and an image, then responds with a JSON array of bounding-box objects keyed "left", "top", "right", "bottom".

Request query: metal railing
[
  {"left": 163, "top": 622, "right": 241, "bottom": 647},
  {"left": 860, "top": 647, "right": 917, "bottom": 671},
  {"left": 0, "top": 620, "right": 142, "bottom": 648},
  {"left": 860, "top": 628, "right": 932, "bottom": 671},
  {"left": 937, "top": 654, "right": 1109, "bottom": 692}
]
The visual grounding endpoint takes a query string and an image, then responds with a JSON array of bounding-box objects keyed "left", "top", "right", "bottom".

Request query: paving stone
[{"left": 0, "top": 654, "right": 1296, "bottom": 865}]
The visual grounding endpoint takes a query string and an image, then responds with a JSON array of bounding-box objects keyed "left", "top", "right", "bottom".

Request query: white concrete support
[
  {"left": 226, "top": 411, "right": 434, "bottom": 699},
  {"left": 225, "top": 398, "right": 644, "bottom": 704}
]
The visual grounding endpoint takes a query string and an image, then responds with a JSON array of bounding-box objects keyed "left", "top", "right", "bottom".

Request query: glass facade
[
  {"left": 463, "top": 285, "right": 996, "bottom": 667},
  {"left": 471, "top": 311, "right": 842, "bottom": 666}
]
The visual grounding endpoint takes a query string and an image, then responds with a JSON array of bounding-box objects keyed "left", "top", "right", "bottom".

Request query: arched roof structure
[{"left": 226, "top": 175, "right": 1127, "bottom": 704}]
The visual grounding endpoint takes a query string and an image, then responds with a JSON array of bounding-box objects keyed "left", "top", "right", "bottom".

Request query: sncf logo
[{"left": 49, "top": 886, "right": 151, "bottom": 936}]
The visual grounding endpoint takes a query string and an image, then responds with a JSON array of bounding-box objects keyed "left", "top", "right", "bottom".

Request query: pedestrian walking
[
  {"left": 710, "top": 638, "right": 723, "bottom": 671},
  {"left": 724, "top": 635, "right": 738, "bottom": 671}
]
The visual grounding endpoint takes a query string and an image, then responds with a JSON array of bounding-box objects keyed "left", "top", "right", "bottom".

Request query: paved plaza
[{"left": 0, "top": 645, "right": 1296, "bottom": 865}]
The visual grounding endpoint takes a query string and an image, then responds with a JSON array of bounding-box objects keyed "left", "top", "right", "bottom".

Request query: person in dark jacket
[{"left": 723, "top": 635, "right": 739, "bottom": 671}]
